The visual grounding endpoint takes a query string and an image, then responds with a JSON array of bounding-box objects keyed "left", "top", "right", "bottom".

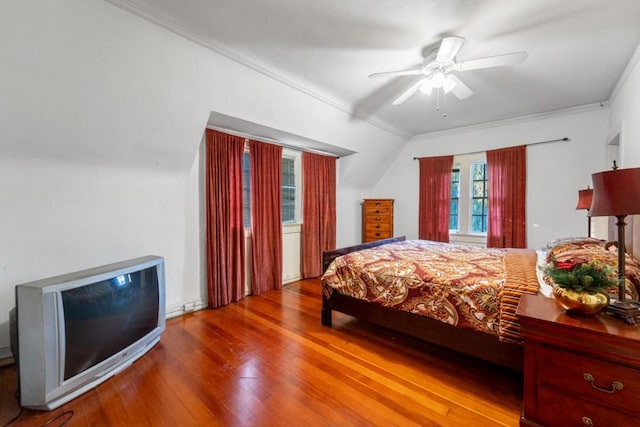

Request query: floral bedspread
[{"left": 321, "top": 240, "right": 539, "bottom": 343}]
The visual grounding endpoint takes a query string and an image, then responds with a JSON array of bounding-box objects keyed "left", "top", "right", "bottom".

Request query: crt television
[{"left": 10, "top": 255, "right": 166, "bottom": 410}]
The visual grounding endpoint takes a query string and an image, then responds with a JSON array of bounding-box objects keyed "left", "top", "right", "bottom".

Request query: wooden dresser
[
  {"left": 362, "top": 199, "right": 394, "bottom": 243},
  {"left": 517, "top": 294, "right": 640, "bottom": 427}
]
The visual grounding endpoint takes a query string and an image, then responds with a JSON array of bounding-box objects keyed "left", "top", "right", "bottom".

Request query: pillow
[
  {"left": 535, "top": 249, "right": 553, "bottom": 298},
  {"left": 544, "top": 238, "right": 640, "bottom": 300}
]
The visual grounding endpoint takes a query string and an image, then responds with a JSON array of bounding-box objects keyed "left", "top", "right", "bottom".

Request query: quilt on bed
[{"left": 321, "top": 240, "right": 539, "bottom": 343}]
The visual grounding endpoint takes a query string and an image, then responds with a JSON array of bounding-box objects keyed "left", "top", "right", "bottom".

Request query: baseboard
[
  {"left": 283, "top": 273, "right": 302, "bottom": 285},
  {"left": 165, "top": 298, "right": 207, "bottom": 319},
  {"left": 0, "top": 346, "right": 14, "bottom": 367}
]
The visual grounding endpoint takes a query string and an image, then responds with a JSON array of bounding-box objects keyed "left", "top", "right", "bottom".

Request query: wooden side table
[{"left": 517, "top": 294, "right": 640, "bottom": 427}]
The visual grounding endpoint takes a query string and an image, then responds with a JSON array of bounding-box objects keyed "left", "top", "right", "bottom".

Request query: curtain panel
[
  {"left": 418, "top": 155, "right": 454, "bottom": 242},
  {"left": 205, "top": 129, "right": 246, "bottom": 308},
  {"left": 301, "top": 152, "right": 337, "bottom": 278},
  {"left": 249, "top": 140, "right": 283, "bottom": 295},
  {"left": 486, "top": 145, "right": 527, "bottom": 248}
]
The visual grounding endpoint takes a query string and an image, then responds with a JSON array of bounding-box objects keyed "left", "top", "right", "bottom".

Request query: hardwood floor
[{"left": 1, "top": 279, "right": 523, "bottom": 426}]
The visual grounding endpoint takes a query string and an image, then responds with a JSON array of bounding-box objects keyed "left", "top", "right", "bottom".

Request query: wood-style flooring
[{"left": 0, "top": 279, "right": 522, "bottom": 426}]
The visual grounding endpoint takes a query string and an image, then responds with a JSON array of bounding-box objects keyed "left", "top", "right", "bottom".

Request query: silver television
[{"left": 10, "top": 255, "right": 166, "bottom": 410}]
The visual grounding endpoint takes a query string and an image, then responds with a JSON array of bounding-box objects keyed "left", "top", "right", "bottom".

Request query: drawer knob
[
  {"left": 582, "top": 417, "right": 593, "bottom": 426},
  {"left": 583, "top": 373, "right": 624, "bottom": 394},
  {"left": 375, "top": 210, "right": 380, "bottom": 213},
  {"left": 375, "top": 217, "right": 381, "bottom": 221},
  {"left": 375, "top": 225, "right": 380, "bottom": 229},
  {"left": 375, "top": 202, "right": 381, "bottom": 206}
]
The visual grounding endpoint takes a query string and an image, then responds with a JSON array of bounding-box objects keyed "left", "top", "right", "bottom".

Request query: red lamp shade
[
  {"left": 590, "top": 167, "right": 640, "bottom": 217},
  {"left": 576, "top": 188, "right": 593, "bottom": 210}
]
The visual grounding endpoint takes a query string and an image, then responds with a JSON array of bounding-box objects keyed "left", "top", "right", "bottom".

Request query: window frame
[
  {"left": 449, "top": 153, "right": 487, "bottom": 237},
  {"left": 241, "top": 145, "right": 302, "bottom": 229}
]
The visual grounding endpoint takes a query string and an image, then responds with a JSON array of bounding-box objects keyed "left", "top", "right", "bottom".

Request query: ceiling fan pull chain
[{"left": 442, "top": 89, "right": 447, "bottom": 118}]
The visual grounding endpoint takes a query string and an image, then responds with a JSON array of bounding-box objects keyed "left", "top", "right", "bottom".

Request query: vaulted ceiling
[{"left": 110, "top": 0, "right": 640, "bottom": 138}]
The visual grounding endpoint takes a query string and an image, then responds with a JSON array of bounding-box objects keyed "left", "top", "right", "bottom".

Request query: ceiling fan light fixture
[
  {"left": 419, "top": 80, "right": 434, "bottom": 95},
  {"left": 431, "top": 71, "right": 446, "bottom": 88},
  {"left": 442, "top": 76, "right": 457, "bottom": 93}
]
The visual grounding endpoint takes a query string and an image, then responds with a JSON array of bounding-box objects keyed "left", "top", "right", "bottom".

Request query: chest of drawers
[
  {"left": 517, "top": 294, "right": 640, "bottom": 427},
  {"left": 362, "top": 199, "right": 394, "bottom": 243}
]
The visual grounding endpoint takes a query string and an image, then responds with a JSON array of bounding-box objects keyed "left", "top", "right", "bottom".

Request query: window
[
  {"left": 282, "top": 156, "right": 296, "bottom": 223},
  {"left": 241, "top": 148, "right": 301, "bottom": 228},
  {"left": 242, "top": 151, "right": 251, "bottom": 228},
  {"left": 448, "top": 154, "right": 487, "bottom": 237},
  {"left": 449, "top": 166, "right": 460, "bottom": 231},
  {"left": 470, "top": 162, "right": 488, "bottom": 233}
]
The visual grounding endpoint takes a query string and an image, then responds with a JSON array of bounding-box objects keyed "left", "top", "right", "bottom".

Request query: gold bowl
[{"left": 552, "top": 286, "right": 609, "bottom": 316}]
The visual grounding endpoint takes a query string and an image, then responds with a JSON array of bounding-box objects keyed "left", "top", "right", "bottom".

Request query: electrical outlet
[{"left": 182, "top": 301, "right": 196, "bottom": 312}]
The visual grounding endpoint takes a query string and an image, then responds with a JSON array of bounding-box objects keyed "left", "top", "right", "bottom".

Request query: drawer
[
  {"left": 364, "top": 205, "right": 392, "bottom": 216},
  {"left": 537, "top": 345, "right": 640, "bottom": 411},
  {"left": 537, "top": 385, "right": 640, "bottom": 427},
  {"left": 365, "top": 222, "right": 391, "bottom": 232},
  {"left": 364, "top": 200, "right": 393, "bottom": 208},
  {"left": 364, "top": 214, "right": 391, "bottom": 224},
  {"left": 365, "top": 231, "right": 392, "bottom": 241}
]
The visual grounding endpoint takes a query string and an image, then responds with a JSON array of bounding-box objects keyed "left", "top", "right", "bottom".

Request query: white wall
[
  {"left": 609, "top": 45, "right": 640, "bottom": 169},
  {"left": 373, "top": 106, "right": 610, "bottom": 250},
  {"left": 609, "top": 42, "right": 640, "bottom": 254},
  {"left": 0, "top": 0, "right": 405, "bottom": 355}
]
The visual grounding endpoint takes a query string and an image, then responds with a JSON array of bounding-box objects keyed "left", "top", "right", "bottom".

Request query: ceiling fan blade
[
  {"left": 392, "top": 78, "right": 426, "bottom": 105},
  {"left": 436, "top": 36, "right": 465, "bottom": 63},
  {"left": 447, "top": 75, "right": 473, "bottom": 99},
  {"left": 454, "top": 51, "right": 528, "bottom": 71},
  {"left": 369, "top": 69, "right": 422, "bottom": 78}
]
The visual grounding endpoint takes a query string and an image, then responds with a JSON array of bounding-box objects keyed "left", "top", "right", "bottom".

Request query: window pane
[
  {"left": 242, "top": 152, "right": 251, "bottom": 228},
  {"left": 282, "top": 157, "right": 296, "bottom": 223},
  {"left": 449, "top": 166, "right": 460, "bottom": 231},
  {"left": 470, "top": 161, "right": 488, "bottom": 234}
]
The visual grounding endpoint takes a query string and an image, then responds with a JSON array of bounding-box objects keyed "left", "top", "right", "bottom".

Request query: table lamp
[
  {"left": 576, "top": 187, "right": 593, "bottom": 237},
  {"left": 589, "top": 165, "right": 640, "bottom": 324}
]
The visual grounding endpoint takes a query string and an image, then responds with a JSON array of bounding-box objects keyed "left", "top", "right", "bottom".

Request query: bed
[{"left": 320, "top": 236, "right": 640, "bottom": 372}]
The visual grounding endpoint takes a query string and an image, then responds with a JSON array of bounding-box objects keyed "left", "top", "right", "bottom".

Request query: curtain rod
[
  {"left": 412, "top": 137, "right": 570, "bottom": 160},
  {"left": 206, "top": 125, "right": 340, "bottom": 158}
]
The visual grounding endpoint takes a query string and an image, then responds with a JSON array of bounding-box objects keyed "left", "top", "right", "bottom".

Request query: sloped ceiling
[{"left": 109, "top": 0, "right": 640, "bottom": 138}]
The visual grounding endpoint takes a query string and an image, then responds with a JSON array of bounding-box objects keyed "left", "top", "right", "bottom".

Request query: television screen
[{"left": 61, "top": 266, "right": 159, "bottom": 380}]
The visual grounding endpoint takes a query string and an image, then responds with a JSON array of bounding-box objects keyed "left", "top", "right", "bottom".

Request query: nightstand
[{"left": 517, "top": 293, "right": 640, "bottom": 427}]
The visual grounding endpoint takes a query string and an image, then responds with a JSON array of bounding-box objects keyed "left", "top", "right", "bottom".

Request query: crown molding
[
  {"left": 410, "top": 102, "right": 607, "bottom": 141},
  {"left": 103, "top": 0, "right": 411, "bottom": 140}
]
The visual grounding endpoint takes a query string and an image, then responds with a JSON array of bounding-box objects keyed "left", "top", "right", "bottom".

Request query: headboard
[{"left": 321, "top": 236, "right": 406, "bottom": 274}]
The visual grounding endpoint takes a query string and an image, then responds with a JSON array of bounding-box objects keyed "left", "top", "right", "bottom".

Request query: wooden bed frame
[{"left": 321, "top": 236, "right": 524, "bottom": 372}]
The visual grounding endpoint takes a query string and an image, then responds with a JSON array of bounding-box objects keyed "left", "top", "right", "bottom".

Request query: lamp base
[{"left": 605, "top": 299, "right": 640, "bottom": 325}]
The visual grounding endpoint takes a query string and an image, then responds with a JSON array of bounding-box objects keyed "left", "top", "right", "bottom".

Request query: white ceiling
[{"left": 111, "top": 0, "right": 640, "bottom": 139}]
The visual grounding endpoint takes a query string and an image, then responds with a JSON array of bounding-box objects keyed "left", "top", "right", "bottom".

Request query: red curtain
[
  {"left": 418, "top": 155, "right": 454, "bottom": 242},
  {"left": 301, "top": 152, "right": 336, "bottom": 278},
  {"left": 205, "top": 129, "right": 246, "bottom": 308},
  {"left": 486, "top": 145, "right": 527, "bottom": 248},
  {"left": 249, "top": 140, "right": 283, "bottom": 295}
]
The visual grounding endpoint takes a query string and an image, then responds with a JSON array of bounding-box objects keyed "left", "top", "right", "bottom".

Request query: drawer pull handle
[
  {"left": 582, "top": 417, "right": 593, "bottom": 426},
  {"left": 375, "top": 225, "right": 380, "bottom": 229},
  {"left": 375, "top": 233, "right": 380, "bottom": 236},
  {"left": 375, "top": 210, "right": 380, "bottom": 213},
  {"left": 583, "top": 373, "right": 624, "bottom": 394},
  {"left": 375, "top": 202, "right": 381, "bottom": 206},
  {"left": 375, "top": 217, "right": 381, "bottom": 221}
]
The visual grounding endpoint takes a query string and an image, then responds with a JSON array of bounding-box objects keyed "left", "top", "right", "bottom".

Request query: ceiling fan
[{"left": 370, "top": 36, "right": 528, "bottom": 105}]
